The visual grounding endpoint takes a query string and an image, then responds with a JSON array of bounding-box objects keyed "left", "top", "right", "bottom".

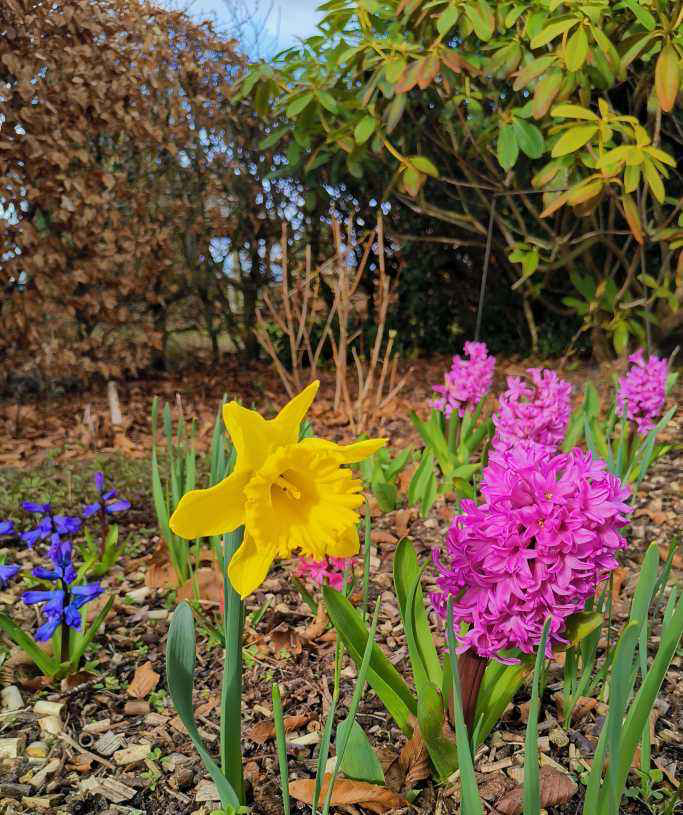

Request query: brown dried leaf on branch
[
  {"left": 289, "top": 774, "right": 408, "bottom": 814},
  {"left": 493, "top": 767, "right": 578, "bottom": 815}
]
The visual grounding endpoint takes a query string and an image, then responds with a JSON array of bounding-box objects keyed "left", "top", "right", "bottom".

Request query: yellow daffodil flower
[{"left": 169, "top": 381, "right": 385, "bottom": 598}]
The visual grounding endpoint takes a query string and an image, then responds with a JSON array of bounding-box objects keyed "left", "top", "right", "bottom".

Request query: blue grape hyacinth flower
[
  {"left": 22, "top": 540, "right": 103, "bottom": 642},
  {"left": 0, "top": 520, "right": 16, "bottom": 537},
  {"left": 0, "top": 563, "right": 20, "bottom": 587},
  {"left": 82, "top": 472, "right": 131, "bottom": 518},
  {"left": 20, "top": 505, "right": 82, "bottom": 548}
]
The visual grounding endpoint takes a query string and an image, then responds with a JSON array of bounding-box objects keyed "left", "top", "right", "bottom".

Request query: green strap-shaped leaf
[
  {"left": 323, "top": 586, "right": 417, "bottom": 735},
  {"left": 337, "top": 718, "right": 385, "bottom": 785},
  {"left": 523, "top": 619, "right": 551, "bottom": 815},
  {"left": 166, "top": 602, "right": 239, "bottom": 811},
  {"left": 446, "top": 601, "right": 484, "bottom": 815},
  {"left": 0, "top": 614, "right": 59, "bottom": 677},
  {"left": 394, "top": 539, "right": 442, "bottom": 691},
  {"left": 417, "top": 681, "right": 458, "bottom": 780}
]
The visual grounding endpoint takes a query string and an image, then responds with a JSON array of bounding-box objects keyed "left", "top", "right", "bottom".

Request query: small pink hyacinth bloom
[
  {"left": 295, "top": 556, "right": 354, "bottom": 591},
  {"left": 431, "top": 342, "right": 496, "bottom": 417},
  {"left": 431, "top": 443, "right": 631, "bottom": 662},
  {"left": 492, "top": 367, "right": 572, "bottom": 454},
  {"left": 616, "top": 349, "right": 667, "bottom": 435}
]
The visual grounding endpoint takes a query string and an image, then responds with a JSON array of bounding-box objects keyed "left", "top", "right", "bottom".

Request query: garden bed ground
[{"left": 0, "top": 357, "right": 681, "bottom": 815}]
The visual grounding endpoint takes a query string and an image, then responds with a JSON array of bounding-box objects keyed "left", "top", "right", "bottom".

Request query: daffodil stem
[{"left": 221, "top": 527, "right": 245, "bottom": 804}]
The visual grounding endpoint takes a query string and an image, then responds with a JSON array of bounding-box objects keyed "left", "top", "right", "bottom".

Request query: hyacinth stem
[
  {"left": 60, "top": 620, "right": 70, "bottom": 665},
  {"left": 454, "top": 649, "right": 489, "bottom": 735}
]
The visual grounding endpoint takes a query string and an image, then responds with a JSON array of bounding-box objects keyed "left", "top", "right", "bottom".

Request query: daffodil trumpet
[{"left": 169, "top": 380, "right": 385, "bottom": 597}]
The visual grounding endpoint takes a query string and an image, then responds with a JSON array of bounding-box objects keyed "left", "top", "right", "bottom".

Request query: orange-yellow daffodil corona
[{"left": 169, "top": 381, "right": 385, "bottom": 598}]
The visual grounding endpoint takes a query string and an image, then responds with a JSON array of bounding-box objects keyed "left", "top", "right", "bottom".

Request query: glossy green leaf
[
  {"left": 513, "top": 119, "right": 545, "bottom": 158},
  {"left": 354, "top": 114, "right": 376, "bottom": 144},
  {"left": 497, "top": 123, "right": 518, "bottom": 170},
  {"left": 530, "top": 17, "right": 579, "bottom": 48},
  {"left": 285, "top": 91, "right": 314, "bottom": 117}
]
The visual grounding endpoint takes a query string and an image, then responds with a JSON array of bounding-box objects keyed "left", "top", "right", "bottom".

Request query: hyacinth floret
[
  {"left": 82, "top": 471, "right": 131, "bottom": 517},
  {"left": 295, "top": 556, "right": 354, "bottom": 592},
  {"left": 616, "top": 349, "right": 667, "bottom": 435},
  {"left": 492, "top": 367, "right": 572, "bottom": 454},
  {"left": 431, "top": 443, "right": 631, "bottom": 662},
  {"left": 431, "top": 342, "right": 496, "bottom": 417},
  {"left": 20, "top": 503, "right": 82, "bottom": 548},
  {"left": 22, "top": 540, "right": 102, "bottom": 642}
]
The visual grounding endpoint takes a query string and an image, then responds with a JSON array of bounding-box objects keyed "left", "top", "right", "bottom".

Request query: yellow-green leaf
[
  {"left": 497, "top": 123, "right": 519, "bottom": 170},
  {"left": 551, "top": 124, "right": 599, "bottom": 156},
  {"left": 532, "top": 70, "right": 563, "bottom": 119},
  {"left": 437, "top": 4, "right": 459, "bottom": 35},
  {"left": 645, "top": 146, "right": 676, "bottom": 167},
  {"left": 385, "top": 58, "right": 407, "bottom": 84},
  {"left": 624, "top": 163, "right": 641, "bottom": 193},
  {"left": 540, "top": 189, "right": 572, "bottom": 217},
  {"left": 551, "top": 103, "right": 599, "bottom": 120},
  {"left": 410, "top": 155, "right": 439, "bottom": 177},
  {"left": 597, "top": 145, "right": 637, "bottom": 168},
  {"left": 643, "top": 157, "right": 665, "bottom": 202},
  {"left": 402, "top": 165, "right": 424, "bottom": 196},
  {"left": 512, "top": 55, "right": 556, "bottom": 90},
  {"left": 463, "top": 0, "right": 495, "bottom": 41},
  {"left": 567, "top": 178, "right": 604, "bottom": 205},
  {"left": 655, "top": 45, "right": 679, "bottom": 112},
  {"left": 565, "top": 26, "right": 589, "bottom": 72},
  {"left": 286, "top": 91, "right": 314, "bottom": 118},
  {"left": 621, "top": 193, "right": 644, "bottom": 244},
  {"left": 531, "top": 17, "right": 579, "bottom": 49},
  {"left": 613, "top": 321, "right": 629, "bottom": 354},
  {"left": 354, "top": 115, "right": 376, "bottom": 145}
]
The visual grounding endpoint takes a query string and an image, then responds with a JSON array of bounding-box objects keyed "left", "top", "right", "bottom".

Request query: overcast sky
[{"left": 182, "top": 0, "right": 322, "bottom": 50}]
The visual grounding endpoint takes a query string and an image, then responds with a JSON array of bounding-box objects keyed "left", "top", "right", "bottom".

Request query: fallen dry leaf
[
  {"left": 269, "top": 623, "right": 304, "bottom": 656},
  {"left": 247, "top": 714, "right": 310, "bottom": 745},
  {"left": 658, "top": 544, "right": 683, "bottom": 569},
  {"left": 611, "top": 567, "right": 628, "bottom": 602},
  {"left": 552, "top": 692, "right": 597, "bottom": 723},
  {"left": 371, "top": 530, "right": 398, "bottom": 546},
  {"left": 176, "top": 567, "right": 224, "bottom": 605},
  {"left": 289, "top": 774, "right": 407, "bottom": 814},
  {"left": 302, "top": 603, "right": 328, "bottom": 641},
  {"left": 392, "top": 508, "right": 414, "bottom": 539},
  {"left": 494, "top": 766, "right": 578, "bottom": 815},
  {"left": 399, "top": 727, "right": 430, "bottom": 789},
  {"left": 127, "top": 661, "right": 160, "bottom": 700}
]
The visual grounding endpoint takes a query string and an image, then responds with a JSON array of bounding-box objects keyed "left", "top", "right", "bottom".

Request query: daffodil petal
[
  {"left": 228, "top": 533, "right": 275, "bottom": 598},
  {"left": 326, "top": 525, "right": 360, "bottom": 557},
  {"left": 299, "top": 436, "right": 387, "bottom": 463},
  {"left": 169, "top": 470, "right": 249, "bottom": 539},
  {"left": 272, "top": 380, "right": 320, "bottom": 447},
  {"left": 222, "top": 402, "right": 273, "bottom": 471}
]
